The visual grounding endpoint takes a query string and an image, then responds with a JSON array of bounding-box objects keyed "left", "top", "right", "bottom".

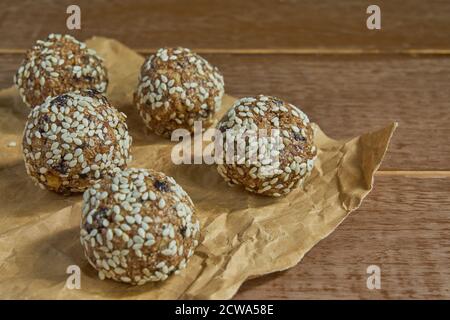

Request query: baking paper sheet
[{"left": 0, "top": 37, "right": 396, "bottom": 299}]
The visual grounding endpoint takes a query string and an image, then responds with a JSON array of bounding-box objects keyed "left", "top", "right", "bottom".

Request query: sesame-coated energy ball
[
  {"left": 22, "top": 90, "right": 132, "bottom": 194},
  {"left": 134, "top": 47, "right": 225, "bottom": 138},
  {"left": 216, "top": 95, "right": 317, "bottom": 197},
  {"left": 14, "top": 33, "right": 108, "bottom": 107},
  {"left": 80, "top": 168, "right": 200, "bottom": 285}
]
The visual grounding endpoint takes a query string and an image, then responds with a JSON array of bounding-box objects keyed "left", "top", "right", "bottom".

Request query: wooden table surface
[{"left": 1, "top": 0, "right": 449, "bottom": 299}]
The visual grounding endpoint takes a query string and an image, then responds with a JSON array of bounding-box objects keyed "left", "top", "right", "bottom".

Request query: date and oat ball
[
  {"left": 80, "top": 168, "right": 200, "bottom": 285},
  {"left": 22, "top": 90, "right": 132, "bottom": 194},
  {"left": 134, "top": 47, "right": 225, "bottom": 138},
  {"left": 14, "top": 33, "right": 108, "bottom": 107},
  {"left": 216, "top": 95, "right": 317, "bottom": 197}
]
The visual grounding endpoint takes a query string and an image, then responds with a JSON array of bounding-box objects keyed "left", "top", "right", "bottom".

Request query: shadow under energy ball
[
  {"left": 134, "top": 47, "right": 224, "bottom": 138},
  {"left": 22, "top": 90, "right": 132, "bottom": 194},
  {"left": 216, "top": 95, "right": 317, "bottom": 197},
  {"left": 14, "top": 33, "right": 108, "bottom": 107}
]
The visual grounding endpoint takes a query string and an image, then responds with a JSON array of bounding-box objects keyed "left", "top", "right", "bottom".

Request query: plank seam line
[
  {"left": 376, "top": 171, "right": 450, "bottom": 178},
  {"left": 3, "top": 48, "right": 450, "bottom": 56}
]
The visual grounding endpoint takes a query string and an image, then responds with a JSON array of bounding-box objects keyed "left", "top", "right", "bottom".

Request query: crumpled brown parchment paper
[{"left": 0, "top": 37, "right": 397, "bottom": 299}]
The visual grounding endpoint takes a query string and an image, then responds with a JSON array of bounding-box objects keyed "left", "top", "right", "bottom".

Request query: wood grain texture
[
  {"left": 1, "top": 0, "right": 450, "bottom": 51},
  {"left": 2, "top": 54, "right": 449, "bottom": 171},
  {"left": 205, "top": 54, "right": 450, "bottom": 171},
  {"left": 235, "top": 176, "right": 450, "bottom": 299}
]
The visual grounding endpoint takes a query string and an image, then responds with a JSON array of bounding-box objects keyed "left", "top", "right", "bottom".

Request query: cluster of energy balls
[{"left": 17, "top": 34, "right": 317, "bottom": 286}]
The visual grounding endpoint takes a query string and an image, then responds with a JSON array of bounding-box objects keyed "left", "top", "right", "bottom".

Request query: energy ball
[
  {"left": 80, "top": 168, "right": 200, "bottom": 285},
  {"left": 216, "top": 95, "right": 317, "bottom": 197},
  {"left": 134, "top": 47, "right": 225, "bottom": 138},
  {"left": 14, "top": 33, "right": 108, "bottom": 107},
  {"left": 22, "top": 90, "right": 132, "bottom": 194}
]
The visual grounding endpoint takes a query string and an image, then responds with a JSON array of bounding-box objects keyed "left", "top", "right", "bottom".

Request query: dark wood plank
[
  {"left": 205, "top": 54, "right": 450, "bottom": 171},
  {"left": 2, "top": 53, "right": 449, "bottom": 170},
  {"left": 1, "top": 0, "right": 450, "bottom": 51},
  {"left": 234, "top": 176, "right": 450, "bottom": 299}
]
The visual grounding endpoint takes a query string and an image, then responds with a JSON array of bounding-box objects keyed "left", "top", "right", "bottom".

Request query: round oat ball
[
  {"left": 80, "top": 168, "right": 200, "bottom": 285},
  {"left": 14, "top": 33, "right": 108, "bottom": 107},
  {"left": 134, "top": 47, "right": 224, "bottom": 138},
  {"left": 216, "top": 95, "right": 317, "bottom": 197},
  {"left": 22, "top": 90, "right": 132, "bottom": 194}
]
